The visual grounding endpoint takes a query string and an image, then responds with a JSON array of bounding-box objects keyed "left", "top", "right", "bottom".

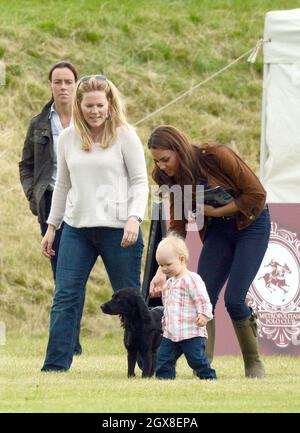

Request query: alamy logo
[
  {"left": 94, "top": 178, "right": 205, "bottom": 230},
  {"left": 248, "top": 222, "right": 300, "bottom": 348},
  {"left": 0, "top": 61, "right": 5, "bottom": 85},
  {"left": 0, "top": 322, "right": 6, "bottom": 345}
]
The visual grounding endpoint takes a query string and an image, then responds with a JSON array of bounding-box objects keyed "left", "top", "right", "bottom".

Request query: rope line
[
  {"left": 0, "top": 185, "right": 21, "bottom": 194},
  {"left": 2, "top": 40, "right": 266, "bottom": 196},
  {"left": 134, "top": 40, "right": 264, "bottom": 126}
]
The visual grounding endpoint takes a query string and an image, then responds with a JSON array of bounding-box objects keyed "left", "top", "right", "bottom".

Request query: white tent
[{"left": 260, "top": 8, "right": 300, "bottom": 203}]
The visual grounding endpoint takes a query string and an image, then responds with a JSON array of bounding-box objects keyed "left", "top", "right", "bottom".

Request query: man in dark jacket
[{"left": 19, "top": 61, "right": 84, "bottom": 355}]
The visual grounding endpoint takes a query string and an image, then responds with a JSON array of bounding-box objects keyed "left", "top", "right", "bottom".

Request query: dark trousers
[
  {"left": 40, "top": 190, "right": 84, "bottom": 354},
  {"left": 155, "top": 336, "right": 217, "bottom": 380},
  {"left": 40, "top": 190, "right": 63, "bottom": 278},
  {"left": 42, "top": 223, "right": 144, "bottom": 371},
  {"left": 40, "top": 222, "right": 63, "bottom": 279},
  {"left": 198, "top": 208, "right": 271, "bottom": 320}
]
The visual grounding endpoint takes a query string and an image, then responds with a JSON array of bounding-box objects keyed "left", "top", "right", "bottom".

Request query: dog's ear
[
  {"left": 134, "top": 295, "right": 152, "bottom": 323},
  {"left": 119, "top": 314, "right": 125, "bottom": 328}
]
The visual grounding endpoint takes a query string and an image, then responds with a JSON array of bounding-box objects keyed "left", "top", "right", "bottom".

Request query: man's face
[{"left": 49, "top": 67, "right": 76, "bottom": 105}]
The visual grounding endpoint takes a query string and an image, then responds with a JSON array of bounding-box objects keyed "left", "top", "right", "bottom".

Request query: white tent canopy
[{"left": 260, "top": 8, "right": 300, "bottom": 203}]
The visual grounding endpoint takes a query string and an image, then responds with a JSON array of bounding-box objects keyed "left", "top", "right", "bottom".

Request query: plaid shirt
[{"left": 162, "top": 270, "right": 213, "bottom": 342}]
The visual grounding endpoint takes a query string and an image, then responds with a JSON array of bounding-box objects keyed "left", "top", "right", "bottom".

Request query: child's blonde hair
[{"left": 156, "top": 232, "right": 189, "bottom": 262}]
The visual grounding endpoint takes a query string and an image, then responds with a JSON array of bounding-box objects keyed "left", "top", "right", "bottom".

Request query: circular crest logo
[{"left": 247, "top": 222, "right": 300, "bottom": 348}]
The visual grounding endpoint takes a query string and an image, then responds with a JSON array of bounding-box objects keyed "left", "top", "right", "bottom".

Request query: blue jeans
[
  {"left": 198, "top": 208, "right": 271, "bottom": 320},
  {"left": 40, "top": 190, "right": 83, "bottom": 354},
  {"left": 41, "top": 223, "right": 144, "bottom": 371},
  {"left": 156, "top": 336, "right": 217, "bottom": 380}
]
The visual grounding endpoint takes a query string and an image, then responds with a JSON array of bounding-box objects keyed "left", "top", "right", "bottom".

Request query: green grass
[
  {"left": 1, "top": 0, "right": 300, "bottom": 333},
  {"left": 1, "top": 334, "right": 300, "bottom": 413},
  {"left": 1, "top": 0, "right": 299, "bottom": 415}
]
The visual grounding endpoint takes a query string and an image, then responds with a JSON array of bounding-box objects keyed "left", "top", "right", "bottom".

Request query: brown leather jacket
[{"left": 169, "top": 143, "right": 266, "bottom": 241}]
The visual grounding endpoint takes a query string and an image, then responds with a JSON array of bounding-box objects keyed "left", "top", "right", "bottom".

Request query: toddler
[{"left": 153, "top": 233, "right": 217, "bottom": 380}]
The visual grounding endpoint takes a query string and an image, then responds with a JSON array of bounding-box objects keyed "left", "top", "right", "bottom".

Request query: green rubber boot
[{"left": 232, "top": 313, "right": 266, "bottom": 378}]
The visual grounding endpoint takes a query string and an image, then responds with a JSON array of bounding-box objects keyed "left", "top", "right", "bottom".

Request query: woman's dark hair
[
  {"left": 48, "top": 61, "right": 78, "bottom": 82},
  {"left": 147, "top": 125, "right": 205, "bottom": 187}
]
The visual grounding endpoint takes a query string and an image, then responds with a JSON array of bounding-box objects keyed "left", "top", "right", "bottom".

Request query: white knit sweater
[{"left": 47, "top": 124, "right": 148, "bottom": 229}]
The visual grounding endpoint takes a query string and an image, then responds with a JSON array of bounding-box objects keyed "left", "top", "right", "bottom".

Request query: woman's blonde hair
[
  {"left": 73, "top": 76, "right": 129, "bottom": 151},
  {"left": 156, "top": 232, "right": 189, "bottom": 262}
]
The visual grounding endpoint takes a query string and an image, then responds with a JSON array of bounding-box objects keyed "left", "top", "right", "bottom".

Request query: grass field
[
  {"left": 1, "top": 0, "right": 300, "bottom": 415},
  {"left": 1, "top": 0, "right": 300, "bottom": 335},
  {"left": 0, "top": 333, "right": 300, "bottom": 413}
]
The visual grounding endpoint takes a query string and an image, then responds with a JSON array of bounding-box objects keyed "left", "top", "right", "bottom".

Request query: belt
[
  {"left": 221, "top": 204, "right": 269, "bottom": 221},
  {"left": 221, "top": 214, "right": 236, "bottom": 220}
]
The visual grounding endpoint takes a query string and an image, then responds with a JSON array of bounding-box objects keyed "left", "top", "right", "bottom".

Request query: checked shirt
[{"left": 161, "top": 270, "right": 213, "bottom": 342}]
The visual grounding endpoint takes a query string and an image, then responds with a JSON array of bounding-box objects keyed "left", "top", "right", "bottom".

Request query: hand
[
  {"left": 194, "top": 204, "right": 220, "bottom": 218},
  {"left": 41, "top": 225, "right": 56, "bottom": 258},
  {"left": 203, "top": 205, "right": 221, "bottom": 217},
  {"left": 197, "top": 314, "right": 208, "bottom": 327},
  {"left": 121, "top": 218, "right": 139, "bottom": 248},
  {"left": 149, "top": 269, "right": 167, "bottom": 297},
  {"left": 204, "top": 201, "right": 239, "bottom": 218}
]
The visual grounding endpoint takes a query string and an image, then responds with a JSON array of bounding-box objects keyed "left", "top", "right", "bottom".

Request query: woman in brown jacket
[{"left": 148, "top": 125, "right": 270, "bottom": 378}]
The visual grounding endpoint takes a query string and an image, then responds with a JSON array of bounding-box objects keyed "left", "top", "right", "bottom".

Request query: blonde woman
[{"left": 41, "top": 75, "right": 148, "bottom": 372}]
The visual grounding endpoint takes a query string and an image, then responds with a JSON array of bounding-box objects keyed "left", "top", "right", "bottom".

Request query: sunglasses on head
[{"left": 79, "top": 74, "right": 107, "bottom": 83}]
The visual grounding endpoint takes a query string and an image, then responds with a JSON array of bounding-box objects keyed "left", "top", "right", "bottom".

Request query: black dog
[{"left": 100, "top": 288, "right": 163, "bottom": 378}]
